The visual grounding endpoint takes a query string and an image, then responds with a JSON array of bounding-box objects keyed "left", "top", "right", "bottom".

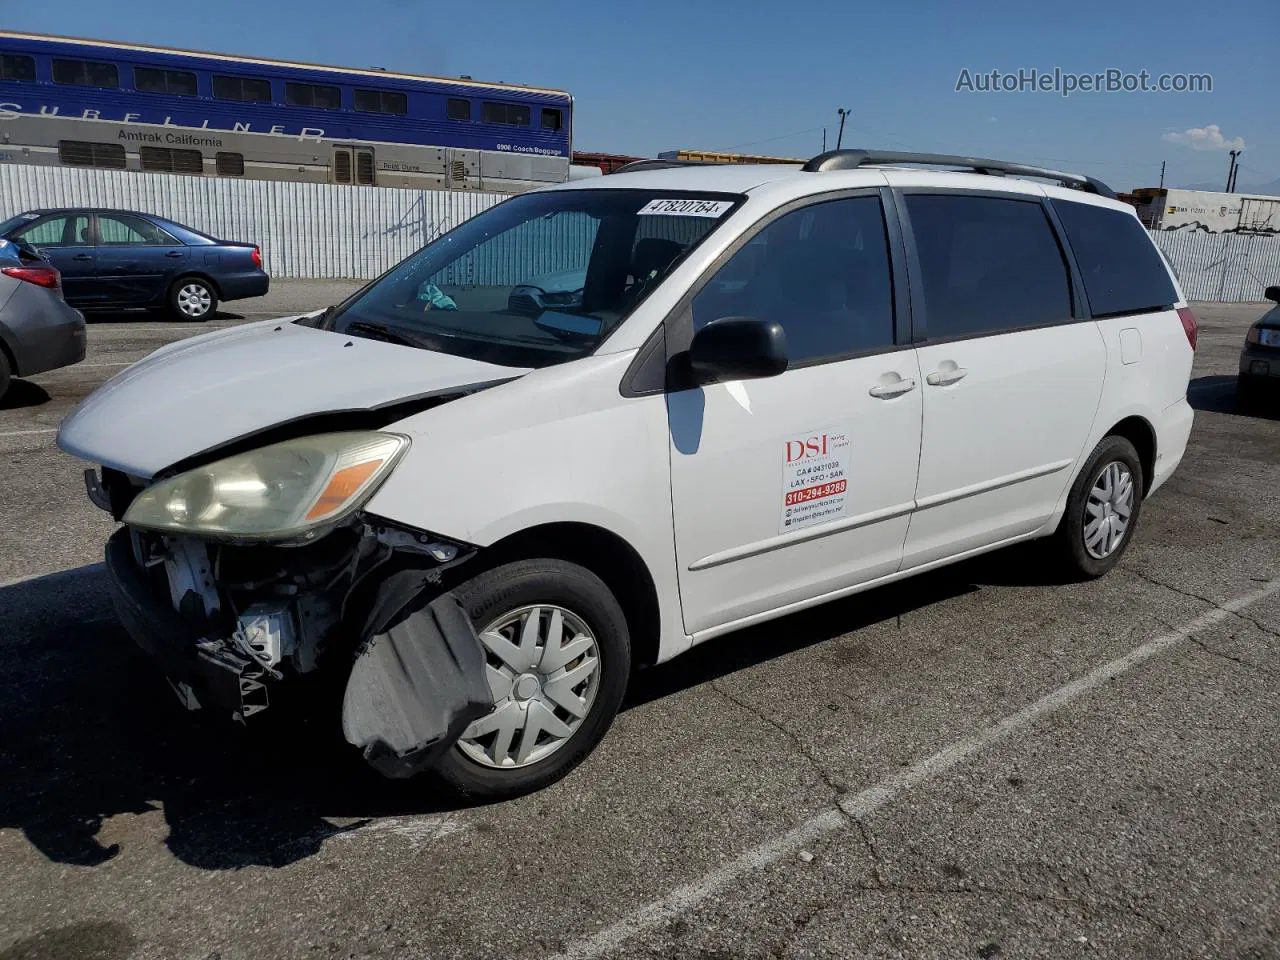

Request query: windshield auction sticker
[
  {"left": 781, "top": 430, "right": 851, "bottom": 533},
  {"left": 637, "top": 199, "right": 734, "bottom": 217}
]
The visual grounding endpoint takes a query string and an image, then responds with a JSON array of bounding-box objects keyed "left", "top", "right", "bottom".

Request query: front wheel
[
  {"left": 431, "top": 558, "right": 631, "bottom": 799},
  {"left": 169, "top": 277, "right": 217, "bottom": 321},
  {"left": 1052, "top": 435, "right": 1144, "bottom": 580}
]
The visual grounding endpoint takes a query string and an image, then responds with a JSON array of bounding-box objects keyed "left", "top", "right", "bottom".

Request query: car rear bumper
[
  {"left": 217, "top": 271, "right": 270, "bottom": 303},
  {"left": 1239, "top": 345, "right": 1280, "bottom": 380},
  {"left": 2, "top": 284, "right": 86, "bottom": 376},
  {"left": 1149, "top": 395, "right": 1193, "bottom": 497}
]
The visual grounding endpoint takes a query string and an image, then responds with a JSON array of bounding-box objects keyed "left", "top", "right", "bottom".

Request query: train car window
[
  {"left": 57, "top": 140, "right": 127, "bottom": 169},
  {"left": 212, "top": 75, "right": 273, "bottom": 102},
  {"left": 354, "top": 89, "right": 407, "bottom": 115},
  {"left": 52, "top": 59, "right": 119, "bottom": 89},
  {"left": 0, "top": 54, "right": 36, "bottom": 82},
  {"left": 216, "top": 152, "right": 245, "bottom": 176},
  {"left": 286, "top": 82, "right": 341, "bottom": 110},
  {"left": 355, "top": 150, "right": 376, "bottom": 185},
  {"left": 447, "top": 98, "right": 471, "bottom": 121},
  {"left": 482, "top": 102, "right": 531, "bottom": 126},
  {"left": 541, "top": 108, "right": 563, "bottom": 131},
  {"left": 134, "top": 67, "right": 197, "bottom": 97},
  {"left": 139, "top": 146, "right": 204, "bottom": 175}
]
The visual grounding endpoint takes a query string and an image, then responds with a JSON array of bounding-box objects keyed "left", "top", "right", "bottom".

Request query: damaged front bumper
[{"left": 103, "top": 523, "right": 495, "bottom": 779}]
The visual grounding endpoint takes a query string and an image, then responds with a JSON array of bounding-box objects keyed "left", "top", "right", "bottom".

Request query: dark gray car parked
[
  {"left": 0, "top": 238, "right": 85, "bottom": 402},
  {"left": 1238, "top": 285, "right": 1280, "bottom": 408}
]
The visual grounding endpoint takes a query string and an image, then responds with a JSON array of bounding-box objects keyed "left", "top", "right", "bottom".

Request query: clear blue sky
[{"left": 8, "top": 0, "right": 1278, "bottom": 192}]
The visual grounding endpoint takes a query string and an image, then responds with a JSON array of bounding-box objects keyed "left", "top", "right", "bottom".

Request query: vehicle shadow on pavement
[
  {"left": 1188, "top": 374, "right": 1279, "bottom": 420},
  {"left": 0, "top": 564, "right": 469, "bottom": 872},
  {"left": 626, "top": 544, "right": 1057, "bottom": 708},
  {"left": 0, "top": 380, "right": 51, "bottom": 410},
  {"left": 1, "top": 549, "right": 1068, "bottom": 872},
  {"left": 83, "top": 309, "right": 245, "bottom": 324}
]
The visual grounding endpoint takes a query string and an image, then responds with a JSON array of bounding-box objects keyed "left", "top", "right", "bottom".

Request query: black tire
[
  {"left": 168, "top": 276, "right": 217, "bottom": 321},
  {"left": 431, "top": 558, "right": 631, "bottom": 799},
  {"left": 1052, "top": 435, "right": 1144, "bottom": 580},
  {"left": 0, "top": 350, "right": 10, "bottom": 404}
]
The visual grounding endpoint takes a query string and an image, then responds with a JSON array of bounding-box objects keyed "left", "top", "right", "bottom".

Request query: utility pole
[
  {"left": 1227, "top": 149, "right": 1242, "bottom": 192},
  {"left": 835, "top": 107, "right": 850, "bottom": 150},
  {"left": 822, "top": 128, "right": 827, "bottom": 152},
  {"left": 1159, "top": 161, "right": 1165, "bottom": 188}
]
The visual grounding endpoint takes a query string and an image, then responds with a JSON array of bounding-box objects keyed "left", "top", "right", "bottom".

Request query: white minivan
[{"left": 59, "top": 150, "right": 1197, "bottom": 798}]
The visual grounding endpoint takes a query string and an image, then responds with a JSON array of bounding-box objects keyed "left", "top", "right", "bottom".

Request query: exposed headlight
[{"left": 123, "top": 432, "right": 409, "bottom": 541}]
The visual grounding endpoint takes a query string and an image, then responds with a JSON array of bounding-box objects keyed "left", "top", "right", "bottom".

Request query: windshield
[{"left": 326, "top": 189, "right": 742, "bottom": 368}]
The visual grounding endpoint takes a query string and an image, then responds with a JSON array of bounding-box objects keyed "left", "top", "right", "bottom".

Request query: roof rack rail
[
  {"left": 608, "top": 158, "right": 726, "bottom": 174},
  {"left": 801, "top": 149, "right": 1116, "bottom": 199}
]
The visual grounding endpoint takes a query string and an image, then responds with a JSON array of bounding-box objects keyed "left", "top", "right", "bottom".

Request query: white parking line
[
  {"left": 0, "top": 428, "right": 57, "bottom": 438},
  {"left": 551, "top": 576, "right": 1280, "bottom": 960}
]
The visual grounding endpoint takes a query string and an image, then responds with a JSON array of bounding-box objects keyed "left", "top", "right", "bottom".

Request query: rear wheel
[
  {"left": 432, "top": 558, "right": 631, "bottom": 799},
  {"left": 0, "top": 350, "right": 10, "bottom": 403},
  {"left": 1052, "top": 435, "right": 1144, "bottom": 580},
  {"left": 169, "top": 277, "right": 217, "bottom": 321}
]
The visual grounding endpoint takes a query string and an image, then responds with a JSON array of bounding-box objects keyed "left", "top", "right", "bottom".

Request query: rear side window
[
  {"left": 692, "top": 196, "right": 896, "bottom": 364},
  {"left": 1053, "top": 200, "right": 1178, "bottom": 318},
  {"left": 905, "top": 194, "right": 1072, "bottom": 339}
]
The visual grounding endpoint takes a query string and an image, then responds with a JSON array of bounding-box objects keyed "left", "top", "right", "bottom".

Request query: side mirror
[
  {"left": 688, "top": 317, "right": 788, "bottom": 384},
  {"left": 1265, "top": 285, "right": 1280, "bottom": 304}
]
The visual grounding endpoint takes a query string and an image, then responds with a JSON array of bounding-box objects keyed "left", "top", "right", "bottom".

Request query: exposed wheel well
[
  {"left": 0, "top": 334, "right": 18, "bottom": 378},
  {"left": 170, "top": 273, "right": 222, "bottom": 300},
  {"left": 458, "top": 522, "right": 662, "bottom": 669},
  {"left": 1105, "top": 416, "right": 1156, "bottom": 496}
]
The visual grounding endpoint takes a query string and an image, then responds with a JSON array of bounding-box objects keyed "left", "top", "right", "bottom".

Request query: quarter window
[
  {"left": 212, "top": 75, "right": 272, "bottom": 102},
  {"left": 1052, "top": 200, "right": 1178, "bottom": 318},
  {"left": 134, "top": 67, "right": 197, "bottom": 96},
  {"left": 904, "top": 194, "right": 1072, "bottom": 339},
  {"left": 57, "top": 140, "right": 127, "bottom": 169},
  {"left": 285, "top": 82, "right": 341, "bottom": 110},
  {"left": 0, "top": 54, "right": 35, "bottom": 82},
  {"left": 482, "top": 102, "right": 530, "bottom": 126},
  {"left": 447, "top": 98, "right": 471, "bottom": 121},
  {"left": 692, "top": 196, "right": 896, "bottom": 364},
  {"left": 354, "top": 88, "right": 407, "bottom": 115},
  {"left": 52, "top": 58, "right": 119, "bottom": 88}
]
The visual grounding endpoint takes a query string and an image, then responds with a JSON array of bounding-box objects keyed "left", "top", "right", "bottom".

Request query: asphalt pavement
[{"left": 0, "top": 287, "right": 1277, "bottom": 960}]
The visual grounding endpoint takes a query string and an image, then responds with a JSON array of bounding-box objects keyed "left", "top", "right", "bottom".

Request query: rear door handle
[
  {"left": 72, "top": 253, "right": 94, "bottom": 261},
  {"left": 926, "top": 367, "right": 969, "bottom": 386},
  {"left": 868, "top": 378, "right": 917, "bottom": 399},
  {"left": 165, "top": 251, "right": 185, "bottom": 258}
]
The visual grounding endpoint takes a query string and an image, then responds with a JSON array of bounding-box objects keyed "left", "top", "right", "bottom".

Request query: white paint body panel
[
  {"left": 57, "top": 318, "right": 526, "bottom": 477},
  {"left": 668, "top": 352, "right": 923, "bottom": 634},
  {"left": 904, "top": 324, "right": 1106, "bottom": 569}
]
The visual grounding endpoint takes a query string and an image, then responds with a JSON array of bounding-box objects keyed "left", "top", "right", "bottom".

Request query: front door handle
[
  {"left": 72, "top": 253, "right": 94, "bottom": 261},
  {"left": 926, "top": 366, "right": 969, "bottom": 386},
  {"left": 165, "top": 251, "right": 185, "bottom": 258},
  {"left": 868, "top": 378, "right": 917, "bottom": 399}
]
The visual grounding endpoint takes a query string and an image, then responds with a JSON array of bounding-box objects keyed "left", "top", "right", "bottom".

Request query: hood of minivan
[{"left": 58, "top": 319, "right": 528, "bottom": 478}]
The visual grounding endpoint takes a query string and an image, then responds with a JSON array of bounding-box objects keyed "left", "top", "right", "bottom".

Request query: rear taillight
[
  {"left": 1177, "top": 306, "right": 1198, "bottom": 351},
  {"left": 251, "top": 247, "right": 262, "bottom": 270},
  {"left": 2, "top": 264, "right": 60, "bottom": 289}
]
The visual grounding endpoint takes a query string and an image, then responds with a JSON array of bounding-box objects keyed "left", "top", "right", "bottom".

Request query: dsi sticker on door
[{"left": 780, "top": 430, "right": 851, "bottom": 533}]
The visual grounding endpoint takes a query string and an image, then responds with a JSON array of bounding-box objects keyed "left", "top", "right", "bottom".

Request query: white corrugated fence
[{"left": 2, "top": 164, "right": 1278, "bottom": 300}]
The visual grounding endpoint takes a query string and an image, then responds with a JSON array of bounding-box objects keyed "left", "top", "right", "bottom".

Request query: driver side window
[{"left": 691, "top": 195, "right": 895, "bottom": 365}]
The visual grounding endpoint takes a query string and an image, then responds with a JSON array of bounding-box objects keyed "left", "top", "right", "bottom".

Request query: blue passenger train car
[{"left": 0, "top": 31, "right": 573, "bottom": 193}]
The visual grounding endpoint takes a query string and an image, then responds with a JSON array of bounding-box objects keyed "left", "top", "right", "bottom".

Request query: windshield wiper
[{"left": 344, "top": 319, "right": 439, "bottom": 350}]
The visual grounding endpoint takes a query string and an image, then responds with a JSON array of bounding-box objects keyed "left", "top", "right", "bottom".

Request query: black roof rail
[
  {"left": 608, "top": 158, "right": 728, "bottom": 175},
  {"left": 801, "top": 149, "right": 1116, "bottom": 199}
]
